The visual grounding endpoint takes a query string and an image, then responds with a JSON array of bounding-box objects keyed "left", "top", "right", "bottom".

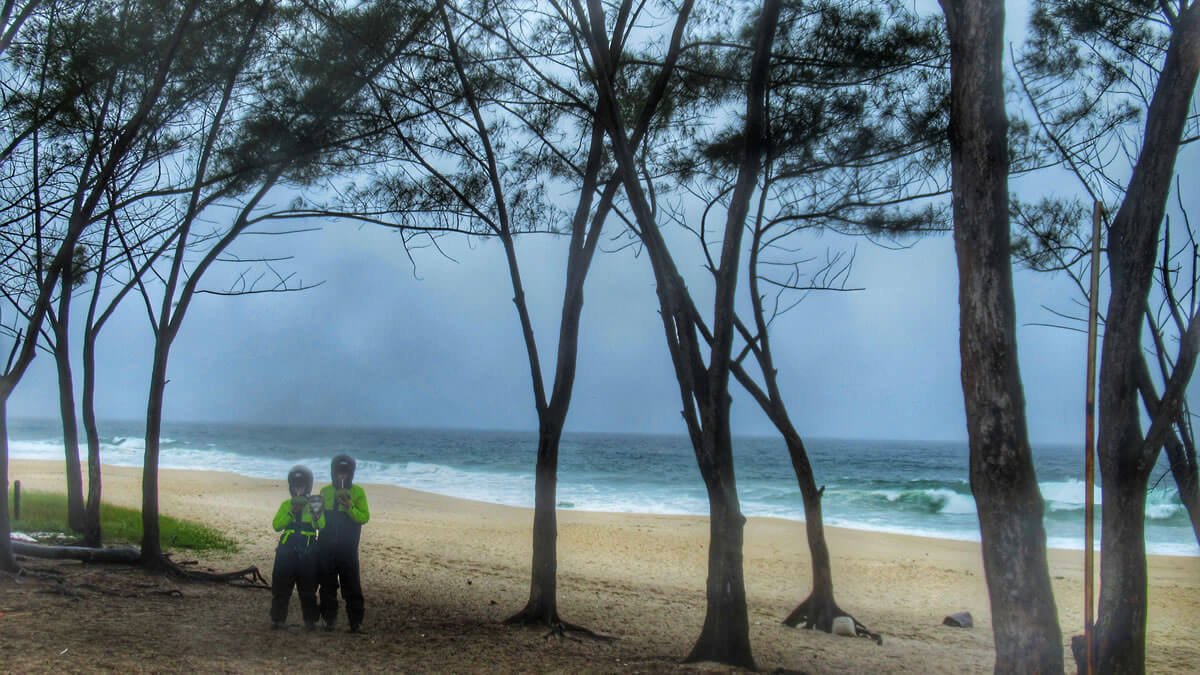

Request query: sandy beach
[{"left": 1, "top": 459, "right": 1197, "bottom": 673}]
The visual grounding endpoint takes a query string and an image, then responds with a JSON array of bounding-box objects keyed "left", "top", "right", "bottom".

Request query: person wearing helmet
[
  {"left": 317, "top": 453, "right": 370, "bottom": 632},
  {"left": 271, "top": 465, "right": 325, "bottom": 630}
]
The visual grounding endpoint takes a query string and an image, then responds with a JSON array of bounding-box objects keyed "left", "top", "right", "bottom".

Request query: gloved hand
[
  {"left": 308, "top": 495, "right": 324, "bottom": 518},
  {"left": 336, "top": 489, "right": 351, "bottom": 509},
  {"left": 291, "top": 495, "right": 307, "bottom": 513}
]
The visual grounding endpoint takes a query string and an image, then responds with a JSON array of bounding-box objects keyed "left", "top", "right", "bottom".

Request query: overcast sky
[
  {"left": 7, "top": 2, "right": 1199, "bottom": 446},
  {"left": 7, "top": 186, "right": 1163, "bottom": 445}
]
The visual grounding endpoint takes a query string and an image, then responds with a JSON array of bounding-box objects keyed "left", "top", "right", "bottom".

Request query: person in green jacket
[
  {"left": 270, "top": 465, "right": 325, "bottom": 630},
  {"left": 318, "top": 453, "right": 370, "bottom": 632}
]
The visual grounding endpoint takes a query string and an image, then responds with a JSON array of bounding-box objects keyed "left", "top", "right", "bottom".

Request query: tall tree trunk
[
  {"left": 52, "top": 275, "right": 85, "bottom": 532},
  {"left": 575, "top": 0, "right": 774, "bottom": 665},
  {"left": 939, "top": 0, "right": 1064, "bottom": 671},
  {"left": 510, "top": 420, "right": 562, "bottom": 623},
  {"left": 1095, "top": 461, "right": 1151, "bottom": 672},
  {"left": 81, "top": 325, "right": 102, "bottom": 547},
  {"left": 1094, "top": 8, "right": 1200, "bottom": 672},
  {"left": 575, "top": 0, "right": 770, "bottom": 665},
  {"left": 685, "top": 412, "right": 753, "bottom": 668},
  {"left": 53, "top": 338, "right": 84, "bottom": 532},
  {"left": 498, "top": 100, "right": 610, "bottom": 626},
  {"left": 140, "top": 345, "right": 169, "bottom": 567},
  {"left": 0, "top": 396, "right": 15, "bottom": 572}
]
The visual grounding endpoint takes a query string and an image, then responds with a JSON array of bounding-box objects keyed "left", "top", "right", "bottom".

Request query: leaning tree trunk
[
  {"left": 939, "top": 0, "right": 1064, "bottom": 671},
  {"left": 779, "top": 428, "right": 858, "bottom": 633},
  {"left": 81, "top": 327, "right": 103, "bottom": 547},
  {"left": 744, "top": 411, "right": 882, "bottom": 641},
  {"left": 0, "top": 396, "right": 16, "bottom": 572},
  {"left": 577, "top": 0, "right": 763, "bottom": 665},
  {"left": 140, "top": 345, "right": 169, "bottom": 568},
  {"left": 51, "top": 288, "right": 85, "bottom": 532},
  {"left": 508, "top": 421, "right": 562, "bottom": 624},
  {"left": 780, "top": 428, "right": 836, "bottom": 628},
  {"left": 730, "top": 369, "right": 853, "bottom": 634},
  {"left": 1164, "top": 428, "right": 1200, "bottom": 544},
  {"left": 1139, "top": 357, "right": 1200, "bottom": 546}
]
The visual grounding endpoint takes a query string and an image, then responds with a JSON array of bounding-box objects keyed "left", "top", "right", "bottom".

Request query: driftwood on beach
[
  {"left": 11, "top": 541, "right": 142, "bottom": 564},
  {"left": 10, "top": 538, "right": 268, "bottom": 587}
]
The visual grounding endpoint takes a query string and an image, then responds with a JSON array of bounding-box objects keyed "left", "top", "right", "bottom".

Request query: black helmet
[
  {"left": 287, "top": 465, "right": 313, "bottom": 497},
  {"left": 331, "top": 454, "right": 356, "bottom": 488}
]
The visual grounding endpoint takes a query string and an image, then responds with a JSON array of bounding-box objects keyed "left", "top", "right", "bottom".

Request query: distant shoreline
[
  {"left": 8, "top": 458, "right": 1196, "bottom": 559},
  {"left": 6, "top": 413, "right": 1078, "bottom": 447}
]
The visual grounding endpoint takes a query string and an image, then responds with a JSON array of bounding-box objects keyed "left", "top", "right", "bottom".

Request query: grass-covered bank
[{"left": 8, "top": 489, "right": 238, "bottom": 553}]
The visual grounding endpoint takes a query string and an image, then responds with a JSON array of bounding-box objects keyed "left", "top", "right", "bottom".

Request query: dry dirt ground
[
  {"left": 1, "top": 556, "right": 695, "bottom": 673},
  {"left": 4, "top": 462, "right": 1198, "bottom": 673}
]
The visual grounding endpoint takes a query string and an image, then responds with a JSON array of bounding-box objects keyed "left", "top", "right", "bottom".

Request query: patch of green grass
[{"left": 9, "top": 490, "right": 238, "bottom": 553}]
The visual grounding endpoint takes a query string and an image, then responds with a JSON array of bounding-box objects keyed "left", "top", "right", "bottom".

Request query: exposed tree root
[
  {"left": 147, "top": 553, "right": 269, "bottom": 589},
  {"left": 783, "top": 595, "right": 882, "bottom": 645},
  {"left": 504, "top": 608, "right": 616, "bottom": 643},
  {"left": 74, "top": 582, "right": 185, "bottom": 598},
  {"left": 1, "top": 563, "right": 67, "bottom": 584},
  {"left": 37, "top": 584, "right": 84, "bottom": 599}
]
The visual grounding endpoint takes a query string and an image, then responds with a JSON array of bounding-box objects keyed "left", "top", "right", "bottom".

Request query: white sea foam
[
  {"left": 1041, "top": 479, "right": 1101, "bottom": 510},
  {"left": 1145, "top": 501, "right": 1182, "bottom": 520},
  {"left": 1041, "top": 479, "right": 1183, "bottom": 522},
  {"left": 937, "top": 490, "right": 978, "bottom": 515},
  {"left": 365, "top": 460, "right": 535, "bottom": 508},
  {"left": 9, "top": 438, "right": 64, "bottom": 458},
  {"left": 9, "top": 429, "right": 1196, "bottom": 557},
  {"left": 869, "top": 487, "right": 977, "bottom": 515}
]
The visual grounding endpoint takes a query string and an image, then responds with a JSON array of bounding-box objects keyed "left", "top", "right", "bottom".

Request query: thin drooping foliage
[
  {"left": 0, "top": 0, "right": 227, "bottom": 571},
  {"left": 126, "top": 0, "right": 442, "bottom": 569},
  {"left": 561, "top": 0, "right": 785, "bottom": 666},
  {"left": 662, "top": 0, "right": 947, "bottom": 638},
  {"left": 1, "top": 1, "right": 1195, "bottom": 672}
]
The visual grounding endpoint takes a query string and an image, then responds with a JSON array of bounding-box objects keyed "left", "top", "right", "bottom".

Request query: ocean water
[{"left": 6, "top": 417, "right": 1196, "bottom": 557}]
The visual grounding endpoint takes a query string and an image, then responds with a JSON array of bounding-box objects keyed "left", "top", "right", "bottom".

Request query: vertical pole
[
  {"left": 12, "top": 479, "right": 19, "bottom": 521},
  {"left": 1084, "top": 200, "right": 1103, "bottom": 675}
]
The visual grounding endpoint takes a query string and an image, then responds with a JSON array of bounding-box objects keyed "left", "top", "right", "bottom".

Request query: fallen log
[
  {"left": 11, "top": 541, "right": 268, "bottom": 588},
  {"left": 12, "top": 541, "right": 141, "bottom": 564}
]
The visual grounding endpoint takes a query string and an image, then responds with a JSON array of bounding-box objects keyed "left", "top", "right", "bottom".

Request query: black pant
[
  {"left": 319, "top": 546, "right": 364, "bottom": 628},
  {"left": 270, "top": 546, "right": 319, "bottom": 625}
]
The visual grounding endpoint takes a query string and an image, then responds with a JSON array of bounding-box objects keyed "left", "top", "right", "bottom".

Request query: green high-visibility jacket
[
  {"left": 319, "top": 484, "right": 369, "bottom": 550},
  {"left": 272, "top": 497, "right": 325, "bottom": 549}
]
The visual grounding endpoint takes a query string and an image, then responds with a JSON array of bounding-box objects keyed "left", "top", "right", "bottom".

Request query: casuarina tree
[
  {"left": 937, "top": 0, "right": 1064, "bottom": 671},
  {"left": 567, "top": 0, "right": 781, "bottom": 666},
  {"left": 0, "top": 0, "right": 215, "bottom": 571},
  {"left": 1010, "top": 2, "right": 1200, "bottom": 670},
  {"left": 127, "top": 0, "right": 441, "bottom": 569},
  {"left": 666, "top": 0, "right": 947, "bottom": 637}
]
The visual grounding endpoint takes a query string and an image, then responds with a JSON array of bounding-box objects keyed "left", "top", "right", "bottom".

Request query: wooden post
[
  {"left": 12, "top": 479, "right": 20, "bottom": 521},
  {"left": 1083, "top": 200, "right": 1103, "bottom": 675}
]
